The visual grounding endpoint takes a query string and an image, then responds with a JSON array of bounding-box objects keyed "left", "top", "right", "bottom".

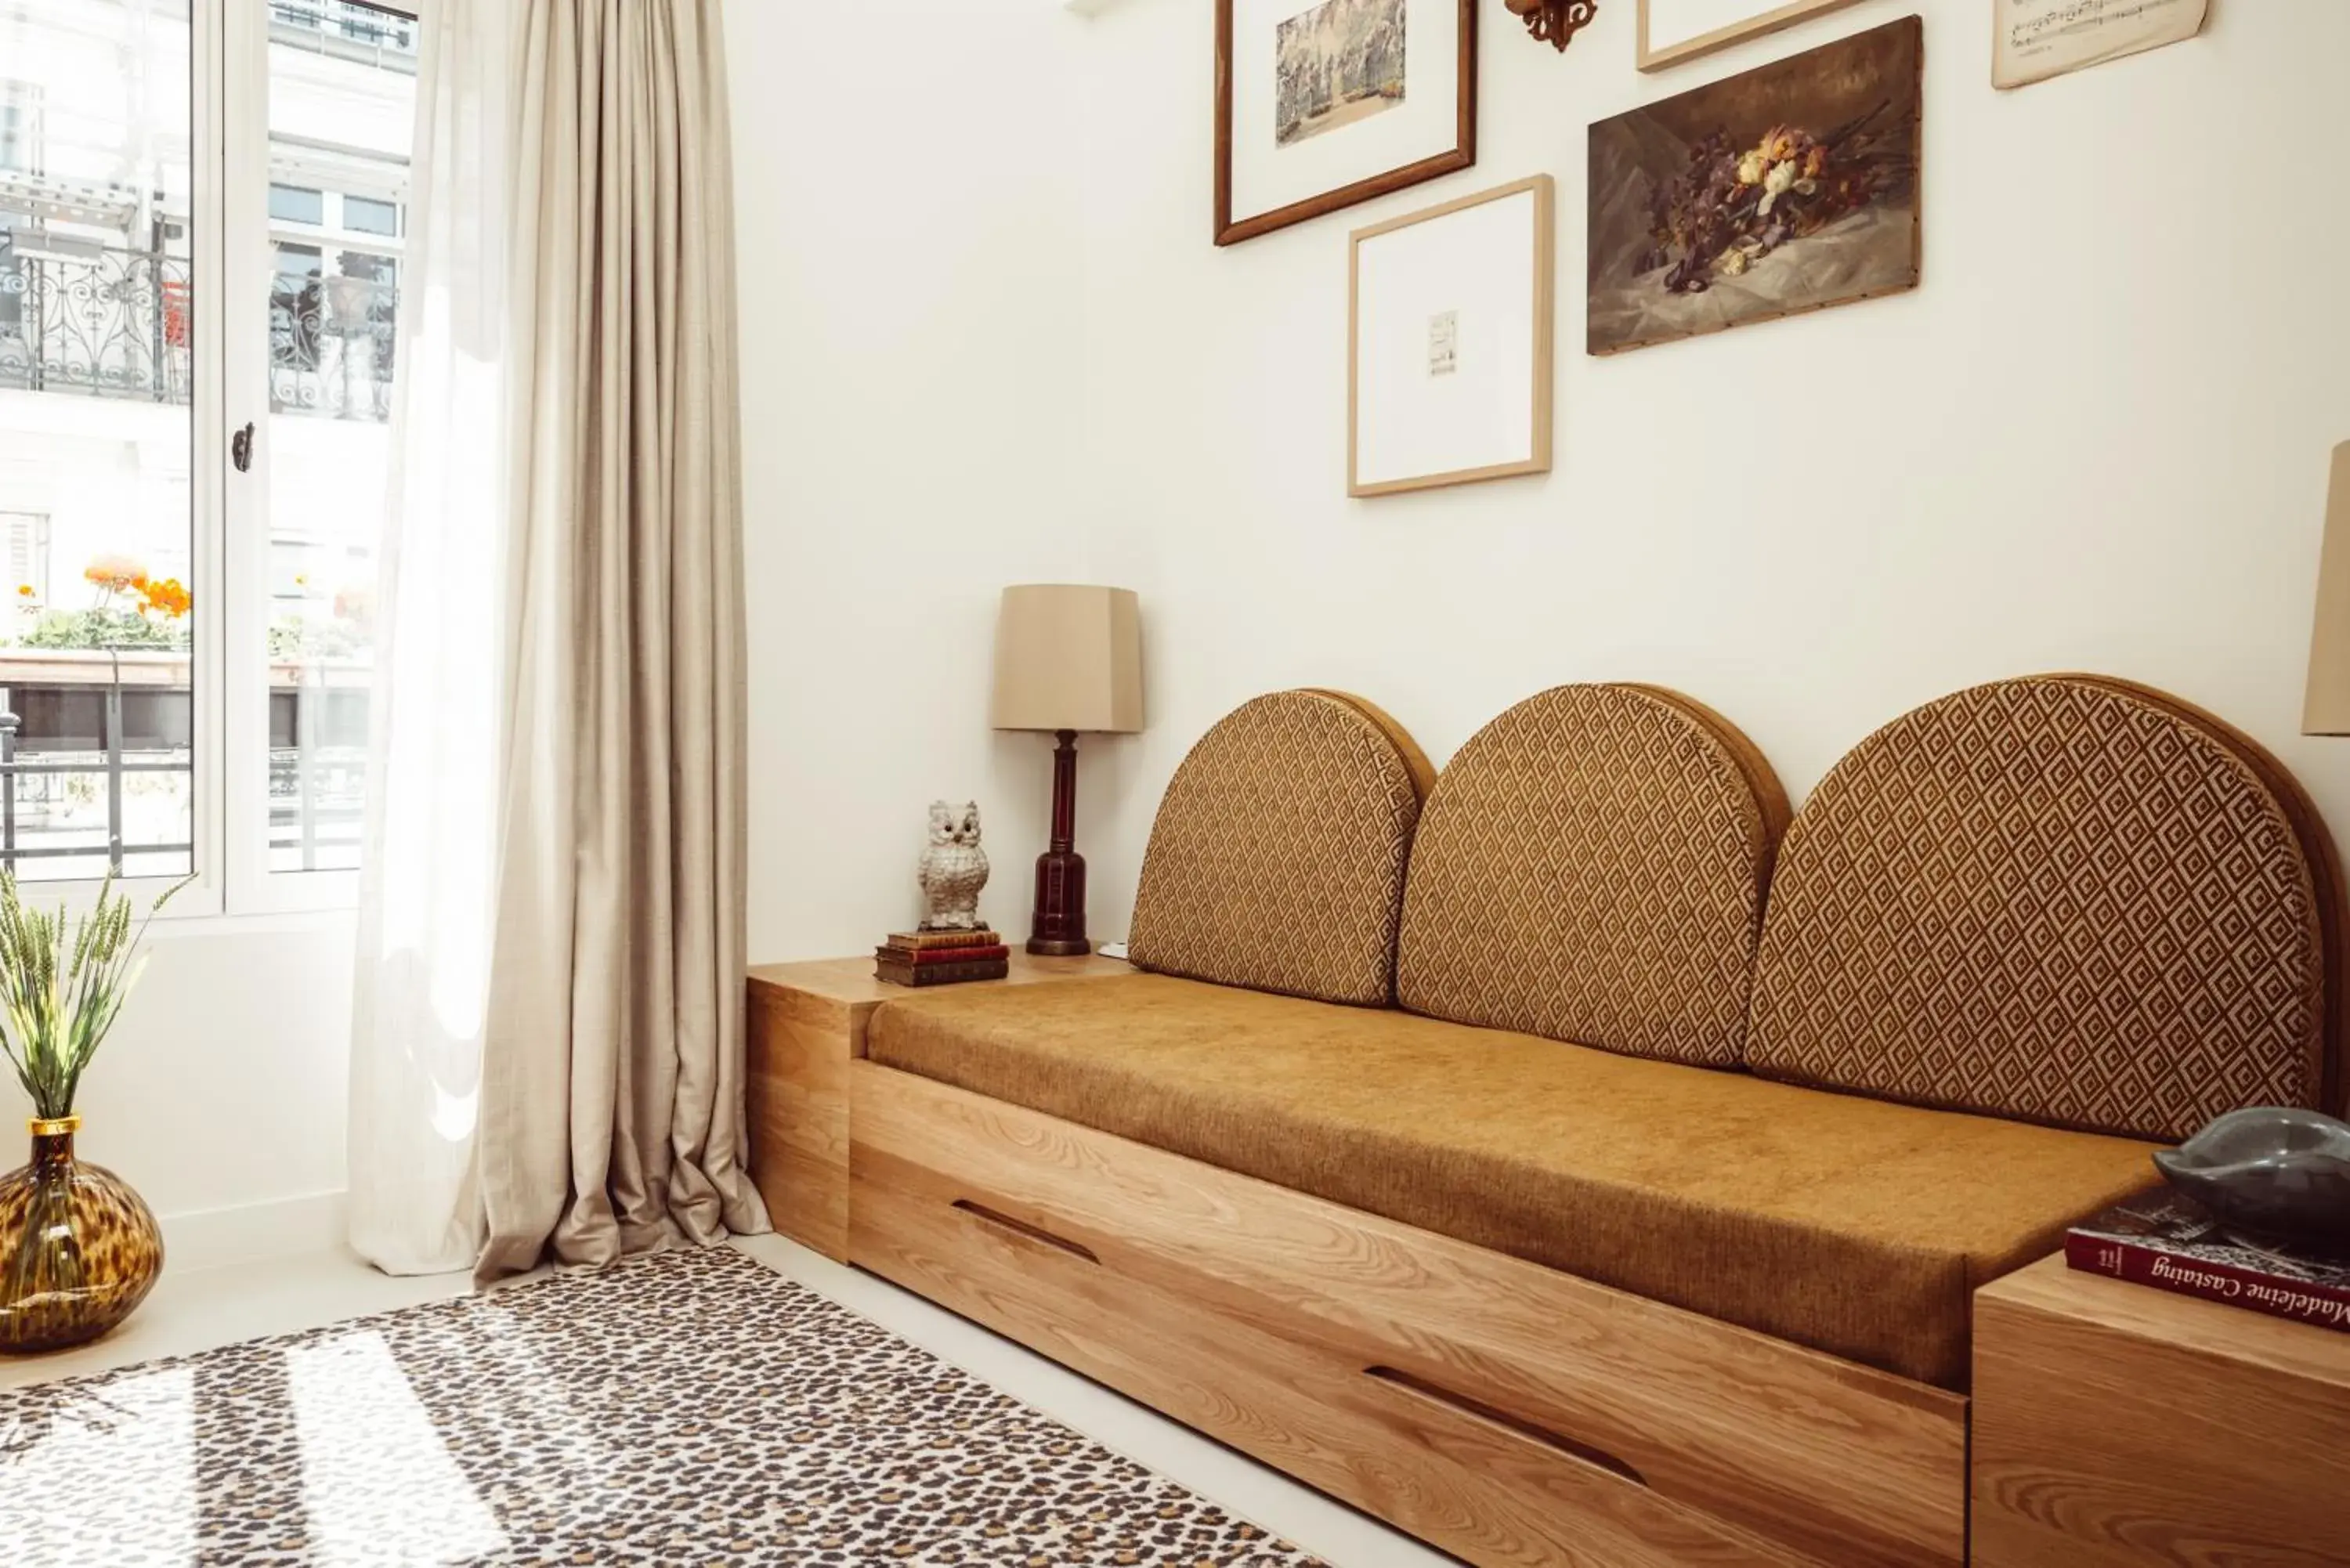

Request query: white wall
[
  {"left": 728, "top": 0, "right": 1094, "bottom": 960},
  {"left": 2, "top": 916, "right": 354, "bottom": 1266},
  {"left": 736, "top": 2, "right": 2350, "bottom": 964},
  {"left": 1061, "top": 0, "right": 2350, "bottom": 936}
]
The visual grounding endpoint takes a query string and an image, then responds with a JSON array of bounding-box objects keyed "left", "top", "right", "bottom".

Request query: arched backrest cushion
[
  {"left": 1748, "top": 676, "right": 2345, "bottom": 1140},
  {"left": 1396, "top": 685, "right": 1790, "bottom": 1066},
  {"left": 1126, "top": 689, "right": 1434, "bottom": 1006}
]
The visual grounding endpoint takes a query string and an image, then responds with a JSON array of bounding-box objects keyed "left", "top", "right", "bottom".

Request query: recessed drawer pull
[
  {"left": 950, "top": 1199, "right": 1101, "bottom": 1264},
  {"left": 1364, "top": 1365, "right": 1647, "bottom": 1487}
]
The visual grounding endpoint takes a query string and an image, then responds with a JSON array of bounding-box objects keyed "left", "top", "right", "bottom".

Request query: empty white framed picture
[{"left": 1348, "top": 175, "right": 1554, "bottom": 498}]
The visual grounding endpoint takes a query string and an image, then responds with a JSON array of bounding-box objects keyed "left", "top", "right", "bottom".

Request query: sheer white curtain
[
  {"left": 345, "top": 0, "right": 518, "bottom": 1276},
  {"left": 348, "top": 0, "right": 768, "bottom": 1277}
]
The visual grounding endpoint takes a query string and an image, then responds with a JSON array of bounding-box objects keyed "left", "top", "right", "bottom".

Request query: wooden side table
[
  {"left": 1972, "top": 1252, "right": 2350, "bottom": 1567},
  {"left": 744, "top": 952, "right": 1130, "bottom": 1260}
]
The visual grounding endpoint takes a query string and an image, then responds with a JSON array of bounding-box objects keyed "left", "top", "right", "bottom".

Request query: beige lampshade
[
  {"left": 2304, "top": 443, "right": 2350, "bottom": 735},
  {"left": 989, "top": 584, "right": 1144, "bottom": 734}
]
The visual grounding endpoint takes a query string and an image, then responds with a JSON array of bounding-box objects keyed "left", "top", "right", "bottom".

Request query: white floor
[{"left": 0, "top": 1232, "right": 1452, "bottom": 1568}]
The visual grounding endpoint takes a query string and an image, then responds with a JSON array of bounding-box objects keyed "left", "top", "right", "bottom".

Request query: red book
[
  {"left": 884, "top": 928, "right": 1003, "bottom": 951},
  {"left": 874, "top": 943, "right": 1010, "bottom": 966},
  {"left": 2065, "top": 1190, "right": 2350, "bottom": 1335}
]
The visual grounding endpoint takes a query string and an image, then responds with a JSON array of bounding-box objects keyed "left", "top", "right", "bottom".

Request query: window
[
  {"left": 0, "top": 82, "right": 42, "bottom": 176},
  {"left": 1, "top": 511, "right": 50, "bottom": 602},
  {"left": 342, "top": 194, "right": 396, "bottom": 236},
  {"left": 252, "top": 7, "right": 411, "bottom": 881},
  {"left": 0, "top": 227, "right": 21, "bottom": 338},
  {"left": 0, "top": 2, "right": 194, "bottom": 887},
  {"left": 0, "top": 0, "right": 415, "bottom": 909},
  {"left": 268, "top": 182, "right": 323, "bottom": 225}
]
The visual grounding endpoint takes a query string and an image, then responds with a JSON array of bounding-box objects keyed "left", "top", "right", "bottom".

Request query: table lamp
[
  {"left": 990, "top": 585, "right": 1144, "bottom": 955},
  {"left": 2304, "top": 443, "right": 2350, "bottom": 735}
]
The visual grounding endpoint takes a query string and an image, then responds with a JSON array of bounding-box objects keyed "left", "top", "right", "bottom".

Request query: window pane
[
  {"left": 0, "top": 0, "right": 195, "bottom": 883},
  {"left": 267, "top": 182, "right": 322, "bottom": 225},
  {"left": 262, "top": 0, "right": 412, "bottom": 873},
  {"left": 342, "top": 194, "right": 396, "bottom": 236}
]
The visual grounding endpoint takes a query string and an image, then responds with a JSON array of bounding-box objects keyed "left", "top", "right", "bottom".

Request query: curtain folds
[
  {"left": 349, "top": 0, "right": 767, "bottom": 1279},
  {"left": 476, "top": 0, "right": 765, "bottom": 1277}
]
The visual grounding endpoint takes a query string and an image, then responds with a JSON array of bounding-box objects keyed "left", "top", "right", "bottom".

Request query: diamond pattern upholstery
[
  {"left": 1126, "top": 690, "right": 1434, "bottom": 1007},
  {"left": 1748, "top": 676, "right": 2344, "bottom": 1141},
  {"left": 1396, "top": 685, "right": 1790, "bottom": 1066}
]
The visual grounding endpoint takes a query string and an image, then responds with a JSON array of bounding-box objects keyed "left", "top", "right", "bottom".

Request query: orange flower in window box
[
  {"left": 138, "top": 578, "right": 191, "bottom": 620},
  {"left": 83, "top": 555, "right": 149, "bottom": 597}
]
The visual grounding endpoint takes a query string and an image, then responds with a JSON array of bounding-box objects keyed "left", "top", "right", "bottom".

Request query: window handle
[{"left": 230, "top": 421, "right": 254, "bottom": 473}]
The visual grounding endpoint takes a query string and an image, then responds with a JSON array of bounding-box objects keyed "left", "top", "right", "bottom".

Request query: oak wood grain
[
  {"left": 1972, "top": 1255, "right": 2350, "bottom": 1567},
  {"left": 1635, "top": 0, "right": 1866, "bottom": 72},
  {"left": 744, "top": 985, "right": 853, "bottom": 1259},
  {"left": 854, "top": 1168, "right": 1810, "bottom": 1568},
  {"left": 851, "top": 1061, "right": 1967, "bottom": 1568},
  {"left": 747, "top": 951, "right": 1129, "bottom": 1029},
  {"left": 742, "top": 952, "right": 1128, "bottom": 1261}
]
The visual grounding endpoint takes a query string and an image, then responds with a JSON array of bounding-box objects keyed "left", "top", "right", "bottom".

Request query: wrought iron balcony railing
[
  {"left": 270, "top": 270, "right": 400, "bottom": 423},
  {"left": 0, "top": 652, "right": 365, "bottom": 880},
  {"left": 0, "top": 248, "right": 193, "bottom": 406},
  {"left": 0, "top": 247, "right": 399, "bottom": 424},
  {"left": 269, "top": 0, "right": 419, "bottom": 57}
]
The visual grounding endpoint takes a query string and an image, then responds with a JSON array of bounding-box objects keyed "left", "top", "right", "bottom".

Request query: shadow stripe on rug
[{"left": 0, "top": 1245, "right": 1329, "bottom": 1566}]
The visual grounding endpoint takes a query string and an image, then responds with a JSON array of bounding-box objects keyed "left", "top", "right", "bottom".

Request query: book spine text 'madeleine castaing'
[{"left": 2065, "top": 1231, "right": 2350, "bottom": 1335}]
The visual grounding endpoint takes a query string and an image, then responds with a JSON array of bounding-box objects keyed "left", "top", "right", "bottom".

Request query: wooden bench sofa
[{"left": 842, "top": 677, "right": 2346, "bottom": 1567}]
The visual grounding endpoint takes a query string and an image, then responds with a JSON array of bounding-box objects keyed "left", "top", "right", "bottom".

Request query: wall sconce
[{"left": 1506, "top": 0, "right": 1599, "bottom": 51}]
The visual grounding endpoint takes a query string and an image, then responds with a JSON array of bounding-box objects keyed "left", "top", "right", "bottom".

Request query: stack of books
[
  {"left": 2066, "top": 1190, "right": 2350, "bottom": 1335},
  {"left": 874, "top": 927, "right": 1010, "bottom": 988}
]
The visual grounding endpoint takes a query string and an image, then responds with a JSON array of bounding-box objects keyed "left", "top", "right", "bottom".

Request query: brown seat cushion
[
  {"left": 867, "top": 973, "right": 2157, "bottom": 1388},
  {"left": 1397, "top": 684, "right": 1789, "bottom": 1066},
  {"left": 1749, "top": 675, "right": 2345, "bottom": 1140},
  {"left": 1127, "top": 690, "right": 1434, "bottom": 1007}
]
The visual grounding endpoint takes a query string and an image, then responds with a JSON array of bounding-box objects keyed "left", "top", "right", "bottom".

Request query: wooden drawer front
[
  {"left": 849, "top": 1063, "right": 1967, "bottom": 1568},
  {"left": 858, "top": 1159, "right": 1807, "bottom": 1567}
]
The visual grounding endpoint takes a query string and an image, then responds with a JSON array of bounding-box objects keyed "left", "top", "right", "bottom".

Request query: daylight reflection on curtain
[
  {"left": 349, "top": 0, "right": 767, "bottom": 1277},
  {"left": 346, "top": 0, "right": 516, "bottom": 1276}
]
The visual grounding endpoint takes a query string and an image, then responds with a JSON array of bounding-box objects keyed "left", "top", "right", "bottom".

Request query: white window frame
[
  {"left": 7, "top": 0, "right": 410, "bottom": 923},
  {"left": 222, "top": 0, "right": 396, "bottom": 916}
]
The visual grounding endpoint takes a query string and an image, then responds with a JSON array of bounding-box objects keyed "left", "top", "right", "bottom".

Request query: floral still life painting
[{"left": 1586, "top": 15, "right": 1921, "bottom": 355}]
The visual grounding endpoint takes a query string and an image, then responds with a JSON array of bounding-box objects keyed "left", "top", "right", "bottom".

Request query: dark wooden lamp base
[{"left": 1027, "top": 728, "right": 1091, "bottom": 956}]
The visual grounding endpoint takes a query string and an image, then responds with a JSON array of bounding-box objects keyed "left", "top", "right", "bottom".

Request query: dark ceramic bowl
[{"left": 2153, "top": 1107, "right": 2350, "bottom": 1258}]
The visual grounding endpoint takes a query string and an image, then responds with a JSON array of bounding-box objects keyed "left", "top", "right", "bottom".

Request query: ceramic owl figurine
[{"left": 917, "top": 800, "right": 989, "bottom": 930}]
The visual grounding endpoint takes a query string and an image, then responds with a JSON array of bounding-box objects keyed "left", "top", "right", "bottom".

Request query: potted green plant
[{"left": 0, "top": 870, "right": 186, "bottom": 1353}]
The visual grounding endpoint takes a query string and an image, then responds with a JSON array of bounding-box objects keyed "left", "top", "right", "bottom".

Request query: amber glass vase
[{"left": 0, "top": 1115, "right": 163, "bottom": 1354}]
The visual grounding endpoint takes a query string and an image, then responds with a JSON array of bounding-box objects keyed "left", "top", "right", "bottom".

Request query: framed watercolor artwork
[
  {"left": 1216, "top": 0, "right": 1477, "bottom": 247},
  {"left": 1636, "top": 0, "right": 1867, "bottom": 71},
  {"left": 1589, "top": 14, "right": 1921, "bottom": 356},
  {"left": 1349, "top": 175, "right": 1554, "bottom": 497}
]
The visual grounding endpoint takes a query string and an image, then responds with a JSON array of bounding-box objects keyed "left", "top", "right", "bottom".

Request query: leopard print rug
[{"left": 0, "top": 1245, "right": 1325, "bottom": 1566}]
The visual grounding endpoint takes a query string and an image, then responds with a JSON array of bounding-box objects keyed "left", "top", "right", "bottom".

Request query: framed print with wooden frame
[
  {"left": 1636, "top": 0, "right": 1864, "bottom": 70},
  {"left": 1349, "top": 175, "right": 1554, "bottom": 498},
  {"left": 1217, "top": 0, "right": 1476, "bottom": 247}
]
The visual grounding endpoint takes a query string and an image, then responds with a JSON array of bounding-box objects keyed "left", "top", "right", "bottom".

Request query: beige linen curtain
[{"left": 474, "top": 0, "right": 767, "bottom": 1277}]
